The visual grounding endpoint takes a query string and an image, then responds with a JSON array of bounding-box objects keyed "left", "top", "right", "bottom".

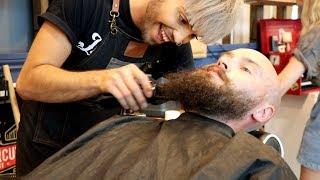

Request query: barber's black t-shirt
[{"left": 39, "top": 0, "right": 194, "bottom": 74}]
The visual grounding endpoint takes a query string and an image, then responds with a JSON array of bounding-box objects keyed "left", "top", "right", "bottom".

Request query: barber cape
[{"left": 24, "top": 113, "right": 296, "bottom": 180}]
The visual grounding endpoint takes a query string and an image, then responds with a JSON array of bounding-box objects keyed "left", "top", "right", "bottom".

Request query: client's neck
[{"left": 196, "top": 112, "right": 244, "bottom": 133}]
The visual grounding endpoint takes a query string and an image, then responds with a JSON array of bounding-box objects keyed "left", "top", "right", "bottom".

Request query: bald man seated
[{"left": 24, "top": 49, "right": 296, "bottom": 180}]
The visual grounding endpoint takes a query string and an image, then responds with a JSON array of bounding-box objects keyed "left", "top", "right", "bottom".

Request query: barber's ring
[{"left": 176, "top": 42, "right": 182, "bottom": 46}]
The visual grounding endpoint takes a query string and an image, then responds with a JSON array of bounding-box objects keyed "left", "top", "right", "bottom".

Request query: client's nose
[{"left": 218, "top": 62, "right": 228, "bottom": 70}]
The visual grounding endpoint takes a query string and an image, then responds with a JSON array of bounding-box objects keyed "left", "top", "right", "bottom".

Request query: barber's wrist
[{"left": 96, "top": 69, "right": 113, "bottom": 94}]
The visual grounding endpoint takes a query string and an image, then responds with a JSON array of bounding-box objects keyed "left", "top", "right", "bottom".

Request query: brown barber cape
[{"left": 24, "top": 113, "right": 296, "bottom": 180}]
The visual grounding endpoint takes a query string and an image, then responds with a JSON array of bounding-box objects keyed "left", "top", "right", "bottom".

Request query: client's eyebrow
[
  {"left": 242, "top": 57, "right": 260, "bottom": 67},
  {"left": 222, "top": 52, "right": 260, "bottom": 67},
  {"left": 220, "top": 52, "right": 233, "bottom": 58}
]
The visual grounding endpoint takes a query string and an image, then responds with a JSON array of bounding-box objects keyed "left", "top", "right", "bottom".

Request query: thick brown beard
[
  {"left": 156, "top": 69, "right": 260, "bottom": 120},
  {"left": 141, "top": 0, "right": 163, "bottom": 44}
]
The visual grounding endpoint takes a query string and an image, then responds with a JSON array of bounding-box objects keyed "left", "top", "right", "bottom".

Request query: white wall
[
  {"left": 232, "top": 4, "right": 250, "bottom": 43},
  {"left": 231, "top": 4, "right": 278, "bottom": 44}
]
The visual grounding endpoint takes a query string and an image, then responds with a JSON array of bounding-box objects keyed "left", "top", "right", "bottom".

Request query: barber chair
[{"left": 249, "top": 130, "right": 284, "bottom": 158}]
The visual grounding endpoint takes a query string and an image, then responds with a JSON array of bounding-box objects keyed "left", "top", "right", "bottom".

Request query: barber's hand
[{"left": 100, "top": 64, "right": 153, "bottom": 111}]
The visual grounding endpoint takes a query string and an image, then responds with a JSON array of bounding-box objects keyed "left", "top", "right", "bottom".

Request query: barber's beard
[
  {"left": 141, "top": 0, "right": 162, "bottom": 45},
  {"left": 156, "top": 69, "right": 260, "bottom": 120}
]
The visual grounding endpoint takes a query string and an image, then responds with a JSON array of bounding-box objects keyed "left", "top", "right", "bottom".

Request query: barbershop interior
[{"left": 1, "top": 0, "right": 320, "bottom": 179}]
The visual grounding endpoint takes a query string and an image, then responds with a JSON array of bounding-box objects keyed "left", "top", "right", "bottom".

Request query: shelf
[
  {"left": 190, "top": 39, "right": 207, "bottom": 59},
  {"left": 245, "top": 0, "right": 298, "bottom": 6}
]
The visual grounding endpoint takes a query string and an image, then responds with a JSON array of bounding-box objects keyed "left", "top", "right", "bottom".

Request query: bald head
[{"left": 227, "top": 48, "right": 281, "bottom": 110}]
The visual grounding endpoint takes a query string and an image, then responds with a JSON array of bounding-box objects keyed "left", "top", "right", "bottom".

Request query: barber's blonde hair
[
  {"left": 301, "top": 0, "right": 320, "bottom": 35},
  {"left": 185, "top": 0, "right": 243, "bottom": 44}
]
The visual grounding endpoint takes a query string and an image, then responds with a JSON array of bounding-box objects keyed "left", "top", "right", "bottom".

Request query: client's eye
[{"left": 241, "top": 67, "right": 251, "bottom": 74}]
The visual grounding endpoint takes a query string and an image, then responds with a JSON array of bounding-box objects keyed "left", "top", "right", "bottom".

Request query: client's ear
[{"left": 252, "top": 105, "right": 275, "bottom": 124}]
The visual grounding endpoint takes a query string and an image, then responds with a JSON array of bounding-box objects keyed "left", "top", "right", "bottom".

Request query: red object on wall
[
  {"left": 0, "top": 145, "right": 16, "bottom": 173},
  {"left": 258, "top": 19, "right": 320, "bottom": 95},
  {"left": 0, "top": 104, "right": 17, "bottom": 178}
]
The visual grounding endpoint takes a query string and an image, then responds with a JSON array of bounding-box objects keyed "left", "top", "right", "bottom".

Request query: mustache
[{"left": 201, "top": 65, "right": 230, "bottom": 83}]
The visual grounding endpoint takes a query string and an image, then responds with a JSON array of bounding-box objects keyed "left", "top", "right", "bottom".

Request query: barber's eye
[
  {"left": 179, "top": 15, "right": 188, "bottom": 25},
  {"left": 191, "top": 34, "right": 198, "bottom": 40},
  {"left": 241, "top": 67, "right": 251, "bottom": 74}
]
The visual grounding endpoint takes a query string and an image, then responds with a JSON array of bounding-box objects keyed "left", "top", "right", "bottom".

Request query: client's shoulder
[{"left": 229, "top": 132, "right": 286, "bottom": 164}]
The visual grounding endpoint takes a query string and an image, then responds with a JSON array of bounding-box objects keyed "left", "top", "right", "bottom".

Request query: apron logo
[{"left": 77, "top": 32, "right": 102, "bottom": 56}]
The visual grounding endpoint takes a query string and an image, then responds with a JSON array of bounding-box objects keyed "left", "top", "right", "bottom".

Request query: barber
[{"left": 16, "top": 0, "right": 242, "bottom": 176}]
